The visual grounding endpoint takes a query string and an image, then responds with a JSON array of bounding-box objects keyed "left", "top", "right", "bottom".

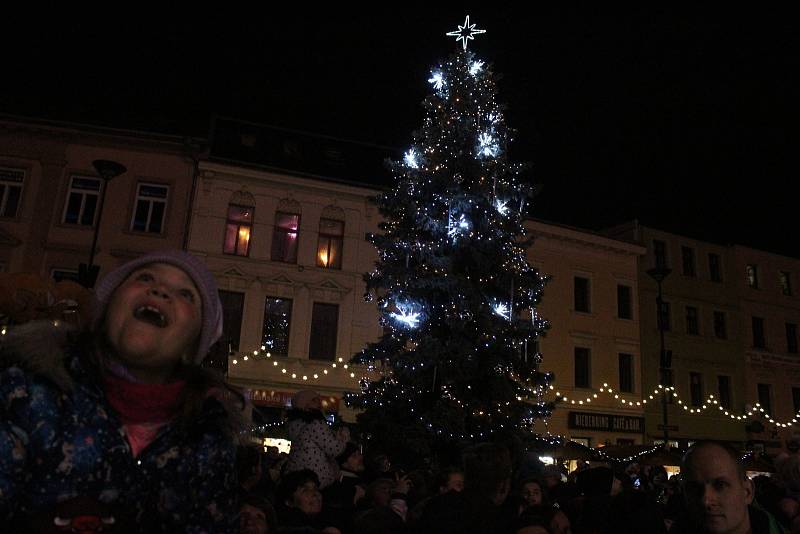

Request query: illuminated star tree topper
[{"left": 446, "top": 15, "right": 486, "bottom": 51}]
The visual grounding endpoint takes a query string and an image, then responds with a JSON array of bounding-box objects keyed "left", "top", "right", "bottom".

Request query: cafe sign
[{"left": 568, "top": 411, "right": 644, "bottom": 433}]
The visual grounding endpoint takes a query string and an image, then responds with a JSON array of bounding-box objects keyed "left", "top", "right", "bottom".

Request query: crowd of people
[{"left": 1, "top": 248, "right": 799, "bottom": 533}]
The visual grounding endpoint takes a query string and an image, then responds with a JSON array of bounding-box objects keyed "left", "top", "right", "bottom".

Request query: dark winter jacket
[{"left": 0, "top": 322, "right": 240, "bottom": 532}]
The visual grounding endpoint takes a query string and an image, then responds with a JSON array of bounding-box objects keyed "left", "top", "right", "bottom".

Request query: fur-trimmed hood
[
  {"left": 0, "top": 320, "right": 249, "bottom": 439},
  {"left": 0, "top": 320, "right": 79, "bottom": 393}
]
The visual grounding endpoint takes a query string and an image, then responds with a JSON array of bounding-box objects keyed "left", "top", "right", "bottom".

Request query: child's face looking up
[{"left": 104, "top": 263, "right": 202, "bottom": 383}]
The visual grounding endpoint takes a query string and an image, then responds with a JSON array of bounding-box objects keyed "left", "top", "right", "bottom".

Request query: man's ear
[{"left": 743, "top": 477, "right": 754, "bottom": 505}]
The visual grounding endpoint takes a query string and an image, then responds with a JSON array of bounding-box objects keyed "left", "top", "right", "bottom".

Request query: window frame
[
  {"left": 574, "top": 347, "right": 591, "bottom": 389},
  {"left": 130, "top": 182, "right": 169, "bottom": 234},
  {"left": 223, "top": 203, "right": 254, "bottom": 257},
  {"left": 713, "top": 310, "right": 727, "bottom": 340},
  {"left": 685, "top": 306, "right": 700, "bottom": 335},
  {"left": 62, "top": 174, "right": 103, "bottom": 226},
  {"left": 617, "top": 284, "right": 633, "bottom": 320},
  {"left": 574, "top": 276, "right": 591, "bottom": 314},
  {"left": 271, "top": 211, "right": 301, "bottom": 263},
  {"left": 309, "top": 302, "right": 340, "bottom": 361},
  {"left": 681, "top": 246, "right": 696, "bottom": 277},
  {"left": 780, "top": 271, "right": 793, "bottom": 296},
  {"left": 752, "top": 316, "right": 766, "bottom": 349},
  {"left": 618, "top": 352, "right": 634, "bottom": 393},
  {"left": 717, "top": 375, "right": 732, "bottom": 409},
  {"left": 0, "top": 166, "right": 25, "bottom": 219},
  {"left": 757, "top": 383, "right": 773, "bottom": 414},
  {"left": 262, "top": 296, "right": 294, "bottom": 356},
  {"left": 708, "top": 253, "right": 722, "bottom": 283},
  {"left": 787, "top": 322, "right": 798, "bottom": 354},
  {"left": 746, "top": 264, "right": 759, "bottom": 289},
  {"left": 689, "top": 372, "right": 703, "bottom": 407},
  {"left": 316, "top": 217, "right": 344, "bottom": 269}
]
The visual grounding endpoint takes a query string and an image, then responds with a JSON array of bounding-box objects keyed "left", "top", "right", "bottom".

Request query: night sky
[{"left": 2, "top": 9, "right": 797, "bottom": 256}]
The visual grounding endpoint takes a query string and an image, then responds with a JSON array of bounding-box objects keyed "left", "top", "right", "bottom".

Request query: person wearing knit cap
[{"left": 0, "top": 250, "right": 244, "bottom": 531}]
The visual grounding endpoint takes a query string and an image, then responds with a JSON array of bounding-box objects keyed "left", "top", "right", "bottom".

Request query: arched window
[
  {"left": 271, "top": 199, "right": 301, "bottom": 263},
  {"left": 317, "top": 206, "right": 345, "bottom": 269},
  {"left": 223, "top": 191, "right": 255, "bottom": 256}
]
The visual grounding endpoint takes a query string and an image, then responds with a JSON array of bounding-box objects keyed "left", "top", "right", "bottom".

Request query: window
[
  {"left": 658, "top": 301, "right": 671, "bottom": 332},
  {"left": 787, "top": 323, "right": 798, "bottom": 354},
  {"left": 685, "top": 306, "right": 699, "bottom": 335},
  {"left": 718, "top": 376, "right": 731, "bottom": 409},
  {"left": 317, "top": 218, "right": 344, "bottom": 269},
  {"left": 0, "top": 167, "right": 24, "bottom": 218},
  {"left": 263, "top": 297, "right": 293, "bottom": 356},
  {"left": 713, "top": 311, "right": 727, "bottom": 339},
  {"left": 746, "top": 264, "right": 759, "bottom": 289},
  {"left": 793, "top": 387, "right": 800, "bottom": 416},
  {"left": 617, "top": 285, "right": 632, "bottom": 319},
  {"left": 223, "top": 204, "right": 253, "bottom": 256},
  {"left": 130, "top": 183, "right": 168, "bottom": 233},
  {"left": 218, "top": 291, "right": 245, "bottom": 353},
  {"left": 663, "top": 368, "right": 674, "bottom": 404},
  {"left": 63, "top": 175, "right": 102, "bottom": 226},
  {"left": 271, "top": 212, "right": 300, "bottom": 263},
  {"left": 681, "top": 246, "right": 696, "bottom": 277},
  {"left": 574, "top": 277, "right": 591, "bottom": 313},
  {"left": 708, "top": 253, "right": 722, "bottom": 282},
  {"left": 780, "top": 271, "right": 793, "bottom": 296},
  {"left": 574, "top": 347, "right": 591, "bottom": 388},
  {"left": 690, "top": 372, "right": 703, "bottom": 407},
  {"left": 758, "top": 383, "right": 772, "bottom": 414},
  {"left": 653, "top": 240, "right": 667, "bottom": 269},
  {"left": 619, "top": 353, "right": 634, "bottom": 393},
  {"left": 752, "top": 317, "right": 766, "bottom": 349},
  {"left": 309, "top": 303, "right": 339, "bottom": 361}
]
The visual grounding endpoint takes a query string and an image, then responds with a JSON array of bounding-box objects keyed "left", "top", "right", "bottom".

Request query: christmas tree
[{"left": 347, "top": 17, "right": 553, "bottom": 455}]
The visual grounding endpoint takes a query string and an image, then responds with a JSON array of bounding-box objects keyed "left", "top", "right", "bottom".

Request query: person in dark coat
[
  {"left": 418, "top": 442, "right": 518, "bottom": 534},
  {"left": 0, "top": 250, "right": 245, "bottom": 531}
]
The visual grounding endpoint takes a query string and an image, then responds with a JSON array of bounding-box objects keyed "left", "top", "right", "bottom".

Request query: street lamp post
[
  {"left": 647, "top": 266, "right": 672, "bottom": 448},
  {"left": 79, "top": 159, "right": 126, "bottom": 288}
]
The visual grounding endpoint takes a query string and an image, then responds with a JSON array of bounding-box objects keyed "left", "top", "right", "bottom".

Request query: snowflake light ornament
[{"left": 404, "top": 149, "right": 419, "bottom": 169}]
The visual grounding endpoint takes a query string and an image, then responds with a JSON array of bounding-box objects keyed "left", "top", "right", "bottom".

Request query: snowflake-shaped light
[
  {"left": 448, "top": 214, "right": 470, "bottom": 239},
  {"left": 469, "top": 60, "right": 484, "bottom": 76},
  {"left": 404, "top": 149, "right": 419, "bottom": 169},
  {"left": 495, "top": 199, "right": 509, "bottom": 216},
  {"left": 493, "top": 301, "right": 511, "bottom": 320},
  {"left": 390, "top": 304, "right": 421, "bottom": 329},
  {"left": 428, "top": 71, "right": 445, "bottom": 91},
  {"left": 478, "top": 132, "right": 500, "bottom": 158}
]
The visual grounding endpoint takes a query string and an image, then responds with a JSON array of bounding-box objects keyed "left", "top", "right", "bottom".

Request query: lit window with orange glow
[
  {"left": 317, "top": 218, "right": 344, "bottom": 269},
  {"left": 223, "top": 204, "right": 253, "bottom": 256}
]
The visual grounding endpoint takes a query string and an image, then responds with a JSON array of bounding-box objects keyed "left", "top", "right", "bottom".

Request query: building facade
[
  {"left": 525, "top": 220, "right": 647, "bottom": 447},
  {"left": 186, "top": 160, "right": 383, "bottom": 421},
  {"left": 0, "top": 116, "right": 198, "bottom": 282},
  {"left": 732, "top": 245, "right": 800, "bottom": 451}
]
